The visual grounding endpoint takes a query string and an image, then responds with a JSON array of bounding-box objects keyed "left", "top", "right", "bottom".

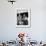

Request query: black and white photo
[
  {"left": 17, "top": 12, "right": 28, "bottom": 25},
  {"left": 16, "top": 8, "right": 31, "bottom": 28}
]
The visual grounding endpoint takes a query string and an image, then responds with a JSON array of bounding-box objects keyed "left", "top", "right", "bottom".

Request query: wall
[{"left": 0, "top": 0, "right": 46, "bottom": 42}]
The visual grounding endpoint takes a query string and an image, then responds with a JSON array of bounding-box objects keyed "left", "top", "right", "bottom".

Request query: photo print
[
  {"left": 16, "top": 8, "right": 31, "bottom": 28},
  {"left": 17, "top": 12, "right": 28, "bottom": 25}
]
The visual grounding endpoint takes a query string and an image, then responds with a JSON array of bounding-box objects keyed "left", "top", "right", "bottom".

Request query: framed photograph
[{"left": 16, "top": 8, "right": 31, "bottom": 28}]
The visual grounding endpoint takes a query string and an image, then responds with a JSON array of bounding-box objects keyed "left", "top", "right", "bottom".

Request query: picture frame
[{"left": 16, "top": 8, "right": 31, "bottom": 28}]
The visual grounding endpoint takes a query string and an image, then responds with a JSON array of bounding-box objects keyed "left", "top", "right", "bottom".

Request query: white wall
[{"left": 0, "top": 0, "right": 46, "bottom": 41}]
